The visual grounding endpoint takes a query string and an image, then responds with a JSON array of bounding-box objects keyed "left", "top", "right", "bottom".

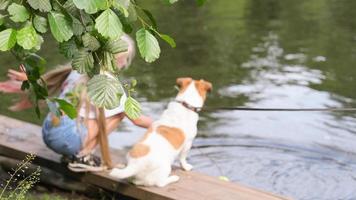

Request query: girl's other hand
[{"left": 8, "top": 96, "right": 33, "bottom": 111}]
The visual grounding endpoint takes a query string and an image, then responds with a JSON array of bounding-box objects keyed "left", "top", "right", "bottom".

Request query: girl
[{"left": 0, "top": 34, "right": 153, "bottom": 172}]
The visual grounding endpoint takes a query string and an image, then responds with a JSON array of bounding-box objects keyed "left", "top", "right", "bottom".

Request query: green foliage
[
  {"left": 0, "top": 154, "right": 41, "bottom": 200},
  {"left": 113, "top": 0, "right": 129, "bottom": 17},
  {"left": 82, "top": 33, "right": 100, "bottom": 51},
  {"left": 95, "top": 9, "right": 123, "bottom": 39},
  {"left": 196, "top": 0, "right": 207, "bottom": 6},
  {"left": 0, "top": 14, "right": 4, "bottom": 25},
  {"left": 87, "top": 74, "right": 123, "bottom": 109},
  {"left": 72, "top": 49, "right": 94, "bottom": 74},
  {"left": 125, "top": 96, "right": 141, "bottom": 119},
  {"left": 59, "top": 38, "right": 78, "bottom": 59},
  {"left": 54, "top": 98, "right": 77, "bottom": 119},
  {"left": 0, "top": 0, "right": 9, "bottom": 10},
  {"left": 136, "top": 28, "right": 161, "bottom": 63},
  {"left": 0, "top": 29, "right": 16, "bottom": 51},
  {"left": 16, "top": 25, "right": 38, "bottom": 50},
  {"left": 104, "top": 38, "right": 128, "bottom": 54},
  {"left": 48, "top": 12, "right": 73, "bottom": 42},
  {"left": 27, "top": 0, "right": 52, "bottom": 12},
  {"left": 33, "top": 15, "right": 48, "bottom": 33},
  {"left": 73, "top": 0, "right": 108, "bottom": 14},
  {"left": 0, "top": 0, "right": 204, "bottom": 116},
  {"left": 159, "top": 34, "right": 176, "bottom": 48},
  {"left": 7, "top": 3, "right": 30, "bottom": 22}
]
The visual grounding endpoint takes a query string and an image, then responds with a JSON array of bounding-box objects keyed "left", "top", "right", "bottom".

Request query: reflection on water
[{"left": 2, "top": 0, "right": 356, "bottom": 199}]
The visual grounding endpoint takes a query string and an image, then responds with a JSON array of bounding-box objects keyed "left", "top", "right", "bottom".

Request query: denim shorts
[{"left": 42, "top": 114, "right": 87, "bottom": 156}]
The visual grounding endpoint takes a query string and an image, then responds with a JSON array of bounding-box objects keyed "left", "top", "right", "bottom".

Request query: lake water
[{"left": 1, "top": 0, "right": 356, "bottom": 199}]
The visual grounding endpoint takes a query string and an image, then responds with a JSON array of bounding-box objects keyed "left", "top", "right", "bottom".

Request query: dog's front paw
[{"left": 182, "top": 163, "right": 193, "bottom": 171}]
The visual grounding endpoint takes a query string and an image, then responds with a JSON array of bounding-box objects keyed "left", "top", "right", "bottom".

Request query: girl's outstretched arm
[
  {"left": 127, "top": 114, "right": 153, "bottom": 128},
  {"left": 7, "top": 69, "right": 28, "bottom": 81},
  {"left": 0, "top": 68, "right": 28, "bottom": 93},
  {"left": 0, "top": 68, "right": 32, "bottom": 111}
]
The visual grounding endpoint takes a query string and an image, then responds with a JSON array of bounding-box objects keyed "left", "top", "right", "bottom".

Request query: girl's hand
[
  {"left": 0, "top": 66, "right": 27, "bottom": 94},
  {"left": 0, "top": 80, "right": 23, "bottom": 93},
  {"left": 7, "top": 67, "right": 27, "bottom": 81},
  {"left": 8, "top": 96, "right": 33, "bottom": 111}
]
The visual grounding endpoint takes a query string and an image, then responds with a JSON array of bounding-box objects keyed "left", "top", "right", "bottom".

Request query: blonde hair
[
  {"left": 120, "top": 34, "right": 136, "bottom": 69},
  {"left": 42, "top": 64, "right": 72, "bottom": 97}
]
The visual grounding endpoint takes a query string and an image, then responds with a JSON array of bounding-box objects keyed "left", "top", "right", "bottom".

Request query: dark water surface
[{"left": 2, "top": 1, "right": 356, "bottom": 199}]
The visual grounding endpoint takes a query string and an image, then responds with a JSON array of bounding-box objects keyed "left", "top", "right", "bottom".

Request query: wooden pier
[{"left": 0, "top": 114, "right": 290, "bottom": 200}]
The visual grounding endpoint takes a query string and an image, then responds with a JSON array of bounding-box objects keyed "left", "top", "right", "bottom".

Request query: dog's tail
[{"left": 109, "top": 164, "right": 139, "bottom": 179}]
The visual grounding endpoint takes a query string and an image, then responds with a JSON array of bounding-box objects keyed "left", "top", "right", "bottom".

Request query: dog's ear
[
  {"left": 204, "top": 81, "right": 212, "bottom": 93},
  {"left": 176, "top": 77, "right": 192, "bottom": 88}
]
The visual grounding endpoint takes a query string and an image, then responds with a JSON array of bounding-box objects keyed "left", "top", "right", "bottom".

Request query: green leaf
[
  {"left": 0, "top": 28, "right": 16, "bottom": 51},
  {"left": 196, "top": 0, "right": 206, "bottom": 6},
  {"left": 136, "top": 28, "right": 161, "bottom": 63},
  {"left": 95, "top": 9, "right": 123, "bottom": 39},
  {"left": 160, "top": 34, "right": 176, "bottom": 48},
  {"left": 73, "top": 0, "right": 108, "bottom": 14},
  {"left": 127, "top": 3, "right": 137, "bottom": 22},
  {"left": 104, "top": 38, "right": 128, "bottom": 54},
  {"left": 142, "top": 9, "right": 157, "bottom": 29},
  {"left": 71, "top": 16, "right": 85, "bottom": 35},
  {"left": 48, "top": 12, "right": 74, "bottom": 42},
  {"left": 165, "top": 0, "right": 178, "bottom": 4},
  {"left": 131, "top": 79, "right": 137, "bottom": 87},
  {"left": 0, "top": 0, "right": 9, "bottom": 10},
  {"left": 27, "top": 0, "right": 52, "bottom": 12},
  {"left": 7, "top": 3, "right": 29, "bottom": 22},
  {"left": 119, "top": 15, "right": 133, "bottom": 33},
  {"left": 21, "top": 80, "right": 30, "bottom": 91},
  {"left": 72, "top": 49, "right": 94, "bottom": 73},
  {"left": 82, "top": 33, "right": 100, "bottom": 51},
  {"left": 124, "top": 96, "right": 141, "bottom": 119},
  {"left": 16, "top": 25, "right": 38, "bottom": 50},
  {"left": 87, "top": 74, "right": 123, "bottom": 109},
  {"left": 54, "top": 98, "right": 78, "bottom": 119},
  {"left": 59, "top": 38, "right": 78, "bottom": 58},
  {"left": 35, "top": 105, "right": 41, "bottom": 118},
  {"left": 33, "top": 15, "right": 48, "bottom": 33},
  {"left": 33, "top": 34, "right": 44, "bottom": 51},
  {"left": 0, "top": 14, "right": 4, "bottom": 25},
  {"left": 115, "top": 0, "right": 129, "bottom": 9},
  {"left": 113, "top": 0, "right": 129, "bottom": 17},
  {"left": 63, "top": 0, "right": 78, "bottom": 16},
  {"left": 103, "top": 51, "right": 115, "bottom": 72}
]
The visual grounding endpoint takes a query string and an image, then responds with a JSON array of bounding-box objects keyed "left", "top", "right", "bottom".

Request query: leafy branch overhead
[{"left": 0, "top": 0, "right": 205, "bottom": 118}]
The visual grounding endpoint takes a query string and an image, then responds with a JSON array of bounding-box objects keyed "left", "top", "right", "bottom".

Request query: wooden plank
[{"left": 0, "top": 115, "right": 291, "bottom": 200}]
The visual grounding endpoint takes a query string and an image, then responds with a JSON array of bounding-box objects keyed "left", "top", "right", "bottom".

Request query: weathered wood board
[{"left": 0, "top": 114, "right": 291, "bottom": 200}]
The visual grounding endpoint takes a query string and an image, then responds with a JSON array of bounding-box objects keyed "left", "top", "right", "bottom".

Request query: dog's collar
[{"left": 175, "top": 100, "right": 202, "bottom": 113}]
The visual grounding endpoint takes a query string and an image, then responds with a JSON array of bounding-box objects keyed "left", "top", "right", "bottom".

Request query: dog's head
[{"left": 175, "top": 77, "right": 212, "bottom": 108}]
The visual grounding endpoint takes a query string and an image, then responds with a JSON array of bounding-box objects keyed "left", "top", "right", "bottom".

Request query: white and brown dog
[{"left": 109, "top": 77, "right": 212, "bottom": 187}]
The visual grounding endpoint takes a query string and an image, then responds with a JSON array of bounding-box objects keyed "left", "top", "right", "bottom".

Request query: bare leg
[
  {"left": 80, "top": 113, "right": 125, "bottom": 155},
  {"left": 179, "top": 141, "right": 193, "bottom": 171}
]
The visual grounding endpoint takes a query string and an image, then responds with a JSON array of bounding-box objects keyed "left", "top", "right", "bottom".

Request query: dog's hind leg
[
  {"left": 156, "top": 175, "right": 180, "bottom": 187},
  {"left": 109, "top": 164, "right": 139, "bottom": 179},
  {"left": 153, "top": 165, "right": 180, "bottom": 187}
]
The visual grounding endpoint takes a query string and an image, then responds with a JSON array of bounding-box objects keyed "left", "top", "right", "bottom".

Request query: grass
[{"left": 0, "top": 154, "right": 41, "bottom": 200}]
